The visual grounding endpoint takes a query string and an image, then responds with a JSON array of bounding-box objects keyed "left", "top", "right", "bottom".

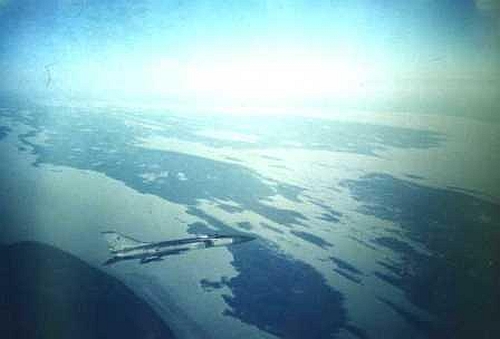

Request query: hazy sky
[{"left": 1, "top": 0, "right": 499, "bottom": 119}]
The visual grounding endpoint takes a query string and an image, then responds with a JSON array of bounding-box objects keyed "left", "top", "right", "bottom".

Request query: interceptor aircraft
[{"left": 102, "top": 231, "right": 255, "bottom": 265}]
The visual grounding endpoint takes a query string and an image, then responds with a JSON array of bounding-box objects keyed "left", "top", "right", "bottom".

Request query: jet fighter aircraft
[{"left": 102, "top": 231, "right": 255, "bottom": 265}]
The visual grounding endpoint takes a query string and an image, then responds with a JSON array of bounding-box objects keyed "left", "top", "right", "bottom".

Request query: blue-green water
[{"left": 1, "top": 104, "right": 499, "bottom": 339}]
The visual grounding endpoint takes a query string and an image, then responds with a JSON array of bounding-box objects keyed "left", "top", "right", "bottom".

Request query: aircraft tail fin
[{"left": 102, "top": 231, "right": 149, "bottom": 252}]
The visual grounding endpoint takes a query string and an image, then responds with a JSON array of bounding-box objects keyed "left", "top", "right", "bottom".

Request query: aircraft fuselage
[{"left": 102, "top": 232, "right": 254, "bottom": 265}]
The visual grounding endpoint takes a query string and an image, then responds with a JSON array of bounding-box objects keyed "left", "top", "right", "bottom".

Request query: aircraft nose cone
[{"left": 234, "top": 235, "right": 256, "bottom": 244}]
